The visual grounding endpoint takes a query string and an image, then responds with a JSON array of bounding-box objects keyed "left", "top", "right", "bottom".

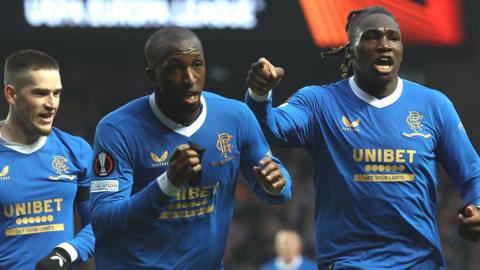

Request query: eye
[
  {"left": 362, "top": 30, "right": 380, "bottom": 41},
  {"left": 32, "top": 90, "right": 48, "bottom": 97},
  {"left": 166, "top": 64, "right": 181, "bottom": 72},
  {"left": 387, "top": 31, "right": 401, "bottom": 41},
  {"left": 193, "top": 61, "right": 204, "bottom": 69}
]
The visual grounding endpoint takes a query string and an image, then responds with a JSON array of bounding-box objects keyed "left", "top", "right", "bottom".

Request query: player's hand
[
  {"left": 167, "top": 144, "right": 202, "bottom": 188},
  {"left": 246, "top": 57, "right": 284, "bottom": 95},
  {"left": 253, "top": 157, "right": 286, "bottom": 194},
  {"left": 35, "top": 247, "right": 71, "bottom": 270},
  {"left": 457, "top": 204, "right": 480, "bottom": 242}
]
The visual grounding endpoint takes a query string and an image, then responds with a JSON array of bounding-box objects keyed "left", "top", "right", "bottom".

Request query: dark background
[{"left": 1, "top": 1, "right": 479, "bottom": 269}]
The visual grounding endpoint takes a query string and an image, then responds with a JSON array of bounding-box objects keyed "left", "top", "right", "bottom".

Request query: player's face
[
  {"left": 11, "top": 69, "right": 62, "bottom": 138},
  {"left": 151, "top": 38, "right": 205, "bottom": 122},
  {"left": 351, "top": 13, "right": 403, "bottom": 84}
]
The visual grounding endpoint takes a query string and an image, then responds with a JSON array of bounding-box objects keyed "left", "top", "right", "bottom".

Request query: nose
[
  {"left": 45, "top": 93, "right": 59, "bottom": 110},
  {"left": 376, "top": 36, "right": 392, "bottom": 52},
  {"left": 183, "top": 68, "right": 196, "bottom": 86}
]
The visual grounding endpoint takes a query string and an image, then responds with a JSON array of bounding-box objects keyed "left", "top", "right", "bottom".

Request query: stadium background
[{"left": 1, "top": 1, "right": 479, "bottom": 269}]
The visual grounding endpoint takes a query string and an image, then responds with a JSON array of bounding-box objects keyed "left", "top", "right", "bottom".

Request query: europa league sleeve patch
[{"left": 94, "top": 151, "right": 115, "bottom": 177}]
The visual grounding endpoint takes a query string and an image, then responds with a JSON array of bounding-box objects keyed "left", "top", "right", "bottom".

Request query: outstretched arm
[{"left": 245, "top": 57, "right": 314, "bottom": 148}]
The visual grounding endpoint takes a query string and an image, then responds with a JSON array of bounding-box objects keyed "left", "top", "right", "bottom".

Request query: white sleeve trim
[
  {"left": 57, "top": 242, "right": 78, "bottom": 262},
  {"left": 156, "top": 171, "right": 181, "bottom": 197},
  {"left": 248, "top": 88, "right": 271, "bottom": 102},
  {"left": 261, "top": 184, "right": 286, "bottom": 196}
]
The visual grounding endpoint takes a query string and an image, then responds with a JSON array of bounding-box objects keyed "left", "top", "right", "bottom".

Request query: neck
[
  {"left": 354, "top": 75, "right": 398, "bottom": 97},
  {"left": 1, "top": 115, "right": 40, "bottom": 145},
  {"left": 280, "top": 255, "right": 300, "bottom": 265},
  {"left": 154, "top": 96, "right": 201, "bottom": 126}
]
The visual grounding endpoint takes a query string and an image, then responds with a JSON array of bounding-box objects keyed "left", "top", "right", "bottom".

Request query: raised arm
[{"left": 245, "top": 57, "right": 314, "bottom": 148}]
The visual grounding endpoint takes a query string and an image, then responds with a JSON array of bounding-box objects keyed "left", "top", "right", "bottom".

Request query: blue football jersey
[
  {"left": 90, "top": 91, "right": 292, "bottom": 269},
  {"left": 0, "top": 128, "right": 95, "bottom": 270},
  {"left": 246, "top": 77, "right": 480, "bottom": 269}
]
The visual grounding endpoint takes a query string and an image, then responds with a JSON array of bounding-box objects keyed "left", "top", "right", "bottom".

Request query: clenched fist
[
  {"left": 253, "top": 157, "right": 287, "bottom": 194},
  {"left": 246, "top": 57, "right": 284, "bottom": 95}
]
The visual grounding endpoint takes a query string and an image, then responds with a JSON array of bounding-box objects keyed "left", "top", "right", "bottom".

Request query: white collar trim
[
  {"left": 274, "top": 256, "right": 302, "bottom": 270},
  {"left": 0, "top": 131, "right": 47, "bottom": 154},
  {"left": 149, "top": 93, "right": 207, "bottom": 137},
  {"left": 348, "top": 76, "right": 403, "bottom": 108}
]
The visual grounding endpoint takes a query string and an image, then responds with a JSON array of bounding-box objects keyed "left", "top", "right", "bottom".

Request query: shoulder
[
  {"left": 301, "top": 256, "right": 318, "bottom": 268},
  {"left": 51, "top": 128, "right": 91, "bottom": 150},
  {"left": 291, "top": 79, "right": 348, "bottom": 101},
  {"left": 259, "top": 259, "right": 276, "bottom": 270},
  {"left": 49, "top": 128, "right": 92, "bottom": 162},
  {"left": 402, "top": 79, "right": 449, "bottom": 103},
  {"left": 98, "top": 96, "right": 150, "bottom": 129},
  {"left": 204, "top": 91, "right": 252, "bottom": 115}
]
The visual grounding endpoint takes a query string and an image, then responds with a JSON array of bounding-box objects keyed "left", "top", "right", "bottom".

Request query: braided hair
[{"left": 321, "top": 6, "right": 397, "bottom": 78}]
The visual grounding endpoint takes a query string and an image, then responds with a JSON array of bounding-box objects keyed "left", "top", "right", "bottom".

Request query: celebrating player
[
  {"left": 89, "top": 26, "right": 292, "bottom": 269},
  {"left": 245, "top": 6, "right": 480, "bottom": 269},
  {"left": 0, "top": 49, "right": 94, "bottom": 270}
]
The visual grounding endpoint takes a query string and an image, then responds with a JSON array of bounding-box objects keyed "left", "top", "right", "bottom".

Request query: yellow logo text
[
  {"left": 353, "top": 148, "right": 416, "bottom": 163},
  {"left": 159, "top": 183, "right": 220, "bottom": 220},
  {"left": 3, "top": 198, "right": 64, "bottom": 218}
]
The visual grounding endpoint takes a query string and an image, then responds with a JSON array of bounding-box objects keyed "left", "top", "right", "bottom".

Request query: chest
[
  {"left": 132, "top": 122, "right": 241, "bottom": 189},
  {"left": 322, "top": 104, "right": 438, "bottom": 157},
  {"left": 0, "top": 152, "right": 79, "bottom": 206}
]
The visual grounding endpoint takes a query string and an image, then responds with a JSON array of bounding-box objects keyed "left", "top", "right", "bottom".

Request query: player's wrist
[
  {"left": 261, "top": 184, "right": 286, "bottom": 196},
  {"left": 56, "top": 242, "right": 78, "bottom": 262},
  {"left": 248, "top": 88, "right": 271, "bottom": 102},
  {"left": 35, "top": 246, "right": 72, "bottom": 270},
  {"left": 157, "top": 171, "right": 182, "bottom": 197}
]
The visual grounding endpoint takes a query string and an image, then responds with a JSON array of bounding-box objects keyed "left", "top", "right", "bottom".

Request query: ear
[
  {"left": 145, "top": 67, "right": 155, "bottom": 82},
  {"left": 345, "top": 41, "right": 352, "bottom": 55},
  {"left": 4, "top": 85, "right": 17, "bottom": 106}
]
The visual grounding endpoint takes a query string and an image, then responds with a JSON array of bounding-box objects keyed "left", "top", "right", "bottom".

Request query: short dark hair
[
  {"left": 4, "top": 49, "right": 59, "bottom": 87},
  {"left": 321, "top": 6, "right": 398, "bottom": 78},
  {"left": 144, "top": 26, "right": 202, "bottom": 68}
]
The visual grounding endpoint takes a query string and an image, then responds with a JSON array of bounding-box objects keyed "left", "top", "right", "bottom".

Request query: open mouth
[
  {"left": 181, "top": 93, "right": 200, "bottom": 106},
  {"left": 38, "top": 113, "right": 54, "bottom": 124},
  {"left": 373, "top": 56, "right": 394, "bottom": 74}
]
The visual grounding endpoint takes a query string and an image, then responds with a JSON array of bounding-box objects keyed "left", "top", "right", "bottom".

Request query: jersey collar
[
  {"left": 348, "top": 76, "right": 403, "bottom": 108},
  {"left": 149, "top": 93, "right": 207, "bottom": 137},
  {"left": 0, "top": 131, "right": 47, "bottom": 154}
]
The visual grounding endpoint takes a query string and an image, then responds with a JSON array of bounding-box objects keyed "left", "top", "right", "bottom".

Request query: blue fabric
[
  {"left": 246, "top": 78, "right": 480, "bottom": 269},
  {"left": 0, "top": 128, "right": 95, "bottom": 269},
  {"left": 90, "top": 91, "right": 292, "bottom": 269}
]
